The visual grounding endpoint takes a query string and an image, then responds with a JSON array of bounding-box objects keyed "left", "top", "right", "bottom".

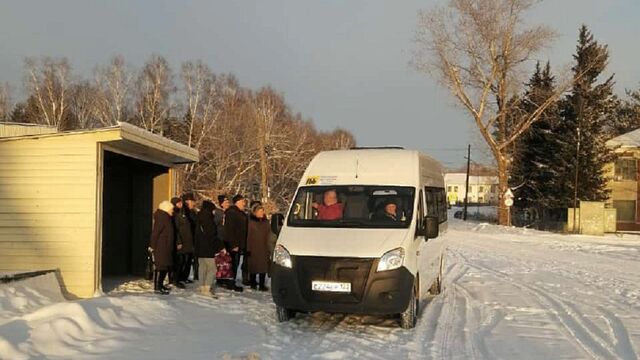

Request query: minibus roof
[{"left": 299, "top": 148, "right": 444, "bottom": 187}]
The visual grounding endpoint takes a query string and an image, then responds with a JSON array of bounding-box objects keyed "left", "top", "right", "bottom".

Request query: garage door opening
[{"left": 101, "top": 150, "right": 170, "bottom": 292}]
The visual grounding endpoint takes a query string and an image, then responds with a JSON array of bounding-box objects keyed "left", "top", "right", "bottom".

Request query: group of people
[{"left": 148, "top": 193, "right": 281, "bottom": 297}]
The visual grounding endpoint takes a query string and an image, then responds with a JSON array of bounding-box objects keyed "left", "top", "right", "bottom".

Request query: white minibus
[{"left": 271, "top": 147, "right": 447, "bottom": 329}]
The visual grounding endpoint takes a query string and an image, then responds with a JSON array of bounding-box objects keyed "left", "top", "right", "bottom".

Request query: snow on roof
[
  {"left": 445, "top": 173, "right": 498, "bottom": 185},
  {"left": 0, "top": 122, "right": 57, "bottom": 137},
  {"left": 607, "top": 128, "right": 640, "bottom": 148}
]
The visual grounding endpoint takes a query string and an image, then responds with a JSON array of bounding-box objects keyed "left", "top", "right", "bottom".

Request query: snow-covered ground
[{"left": 1, "top": 220, "right": 639, "bottom": 359}]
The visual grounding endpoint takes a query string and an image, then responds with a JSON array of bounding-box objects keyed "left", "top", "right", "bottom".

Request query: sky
[{"left": 1, "top": 0, "right": 639, "bottom": 168}]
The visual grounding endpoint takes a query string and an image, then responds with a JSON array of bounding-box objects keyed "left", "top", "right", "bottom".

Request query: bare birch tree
[
  {"left": 24, "top": 57, "right": 72, "bottom": 130},
  {"left": 180, "top": 61, "right": 231, "bottom": 187},
  {"left": 68, "top": 81, "right": 98, "bottom": 129},
  {"left": 323, "top": 128, "right": 356, "bottom": 150},
  {"left": 133, "top": 55, "right": 174, "bottom": 134},
  {"left": 0, "top": 83, "right": 11, "bottom": 121},
  {"left": 93, "top": 55, "right": 132, "bottom": 127},
  {"left": 253, "top": 87, "right": 284, "bottom": 203},
  {"left": 413, "top": 0, "right": 569, "bottom": 225}
]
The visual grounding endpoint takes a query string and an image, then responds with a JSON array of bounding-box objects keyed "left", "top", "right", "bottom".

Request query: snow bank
[
  {"left": 0, "top": 272, "right": 65, "bottom": 323},
  {"left": 1, "top": 220, "right": 639, "bottom": 359}
]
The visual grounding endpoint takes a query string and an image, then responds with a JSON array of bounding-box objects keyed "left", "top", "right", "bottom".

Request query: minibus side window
[
  {"left": 425, "top": 190, "right": 436, "bottom": 217},
  {"left": 437, "top": 189, "right": 447, "bottom": 222},
  {"left": 425, "top": 187, "right": 447, "bottom": 223},
  {"left": 416, "top": 190, "right": 425, "bottom": 236}
]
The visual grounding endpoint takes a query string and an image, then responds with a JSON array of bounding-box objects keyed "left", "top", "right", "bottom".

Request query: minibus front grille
[{"left": 293, "top": 256, "right": 374, "bottom": 304}]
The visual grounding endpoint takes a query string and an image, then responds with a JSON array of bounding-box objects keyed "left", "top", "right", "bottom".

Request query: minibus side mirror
[
  {"left": 425, "top": 216, "right": 439, "bottom": 240},
  {"left": 271, "top": 213, "right": 285, "bottom": 236}
]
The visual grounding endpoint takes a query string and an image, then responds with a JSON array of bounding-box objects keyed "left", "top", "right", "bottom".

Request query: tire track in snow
[
  {"left": 428, "top": 258, "right": 485, "bottom": 359},
  {"left": 407, "top": 258, "right": 463, "bottom": 359},
  {"left": 455, "top": 281, "right": 503, "bottom": 359},
  {"left": 436, "top": 262, "right": 465, "bottom": 359},
  {"left": 453, "top": 248, "right": 637, "bottom": 359},
  {"left": 598, "top": 307, "right": 639, "bottom": 360},
  {"left": 455, "top": 229, "right": 640, "bottom": 310}
]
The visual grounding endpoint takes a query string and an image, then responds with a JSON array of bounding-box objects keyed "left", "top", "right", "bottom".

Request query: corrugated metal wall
[{"left": 0, "top": 134, "right": 98, "bottom": 298}]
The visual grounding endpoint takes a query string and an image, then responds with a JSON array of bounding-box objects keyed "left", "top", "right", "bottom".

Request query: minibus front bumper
[{"left": 271, "top": 256, "right": 414, "bottom": 315}]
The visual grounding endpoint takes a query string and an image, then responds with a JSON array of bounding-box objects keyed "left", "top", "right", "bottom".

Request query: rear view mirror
[
  {"left": 271, "top": 213, "right": 285, "bottom": 236},
  {"left": 425, "top": 216, "right": 439, "bottom": 240}
]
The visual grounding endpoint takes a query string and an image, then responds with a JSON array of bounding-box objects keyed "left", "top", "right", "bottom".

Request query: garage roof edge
[
  {"left": 117, "top": 122, "right": 199, "bottom": 163},
  {"left": 0, "top": 122, "right": 199, "bottom": 164}
]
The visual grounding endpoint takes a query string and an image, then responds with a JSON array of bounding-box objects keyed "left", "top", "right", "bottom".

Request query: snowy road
[{"left": 1, "top": 220, "right": 639, "bottom": 359}]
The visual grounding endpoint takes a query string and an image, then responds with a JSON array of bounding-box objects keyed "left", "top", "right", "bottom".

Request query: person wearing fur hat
[
  {"left": 149, "top": 200, "right": 176, "bottom": 295},
  {"left": 372, "top": 198, "right": 401, "bottom": 222},
  {"left": 214, "top": 195, "right": 230, "bottom": 244},
  {"left": 247, "top": 203, "right": 271, "bottom": 291},
  {"left": 173, "top": 193, "right": 197, "bottom": 288},
  {"left": 223, "top": 194, "right": 248, "bottom": 291}
]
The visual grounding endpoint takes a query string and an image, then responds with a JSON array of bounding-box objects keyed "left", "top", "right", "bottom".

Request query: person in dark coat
[
  {"left": 195, "top": 200, "right": 225, "bottom": 298},
  {"left": 149, "top": 201, "right": 175, "bottom": 295},
  {"left": 169, "top": 197, "right": 183, "bottom": 285},
  {"left": 223, "top": 194, "right": 248, "bottom": 291},
  {"left": 372, "top": 199, "right": 401, "bottom": 222},
  {"left": 247, "top": 203, "right": 271, "bottom": 291},
  {"left": 243, "top": 201, "right": 262, "bottom": 286},
  {"left": 268, "top": 213, "right": 284, "bottom": 274},
  {"left": 214, "top": 195, "right": 230, "bottom": 244},
  {"left": 214, "top": 194, "right": 231, "bottom": 288},
  {"left": 174, "top": 193, "right": 197, "bottom": 287}
]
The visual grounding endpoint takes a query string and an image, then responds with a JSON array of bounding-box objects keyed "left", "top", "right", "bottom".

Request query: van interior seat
[{"left": 343, "top": 194, "right": 369, "bottom": 219}]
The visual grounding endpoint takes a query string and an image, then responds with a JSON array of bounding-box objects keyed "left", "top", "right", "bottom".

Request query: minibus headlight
[
  {"left": 377, "top": 248, "right": 405, "bottom": 272},
  {"left": 273, "top": 244, "right": 292, "bottom": 269}
]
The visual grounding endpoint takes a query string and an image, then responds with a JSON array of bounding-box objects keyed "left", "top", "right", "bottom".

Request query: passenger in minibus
[{"left": 312, "top": 189, "right": 344, "bottom": 220}]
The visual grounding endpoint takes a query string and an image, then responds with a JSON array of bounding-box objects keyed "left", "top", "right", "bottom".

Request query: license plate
[{"left": 311, "top": 281, "right": 351, "bottom": 293}]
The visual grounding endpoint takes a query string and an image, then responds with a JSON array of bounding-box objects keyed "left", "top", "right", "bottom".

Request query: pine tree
[
  {"left": 608, "top": 87, "right": 640, "bottom": 137},
  {"left": 511, "top": 62, "right": 563, "bottom": 219},
  {"left": 556, "top": 25, "right": 616, "bottom": 208}
]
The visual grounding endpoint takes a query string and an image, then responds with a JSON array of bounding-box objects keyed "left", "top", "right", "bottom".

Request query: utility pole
[
  {"left": 572, "top": 96, "right": 584, "bottom": 233},
  {"left": 463, "top": 144, "right": 471, "bottom": 221},
  {"left": 572, "top": 126, "right": 581, "bottom": 233}
]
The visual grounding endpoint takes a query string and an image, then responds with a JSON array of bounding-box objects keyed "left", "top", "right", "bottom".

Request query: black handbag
[{"left": 145, "top": 250, "right": 155, "bottom": 281}]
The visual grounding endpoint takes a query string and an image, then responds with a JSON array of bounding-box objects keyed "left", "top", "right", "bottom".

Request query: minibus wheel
[
  {"left": 400, "top": 282, "right": 418, "bottom": 329},
  {"left": 276, "top": 305, "right": 296, "bottom": 322}
]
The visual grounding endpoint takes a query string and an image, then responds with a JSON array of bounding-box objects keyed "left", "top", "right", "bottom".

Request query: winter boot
[
  {"left": 258, "top": 274, "right": 269, "bottom": 292},
  {"left": 226, "top": 279, "right": 243, "bottom": 292},
  {"left": 153, "top": 271, "right": 160, "bottom": 291},
  {"left": 209, "top": 288, "right": 219, "bottom": 300},
  {"left": 155, "top": 271, "right": 170, "bottom": 295},
  {"left": 249, "top": 273, "right": 258, "bottom": 290}
]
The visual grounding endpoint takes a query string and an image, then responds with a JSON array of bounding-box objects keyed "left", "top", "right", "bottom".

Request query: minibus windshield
[{"left": 287, "top": 186, "right": 415, "bottom": 228}]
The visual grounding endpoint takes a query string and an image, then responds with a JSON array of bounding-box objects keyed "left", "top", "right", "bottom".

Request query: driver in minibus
[{"left": 372, "top": 199, "right": 400, "bottom": 222}]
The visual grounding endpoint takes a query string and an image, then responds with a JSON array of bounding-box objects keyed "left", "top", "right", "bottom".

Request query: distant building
[
  {"left": 606, "top": 129, "right": 640, "bottom": 231},
  {"left": 445, "top": 173, "right": 499, "bottom": 205}
]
